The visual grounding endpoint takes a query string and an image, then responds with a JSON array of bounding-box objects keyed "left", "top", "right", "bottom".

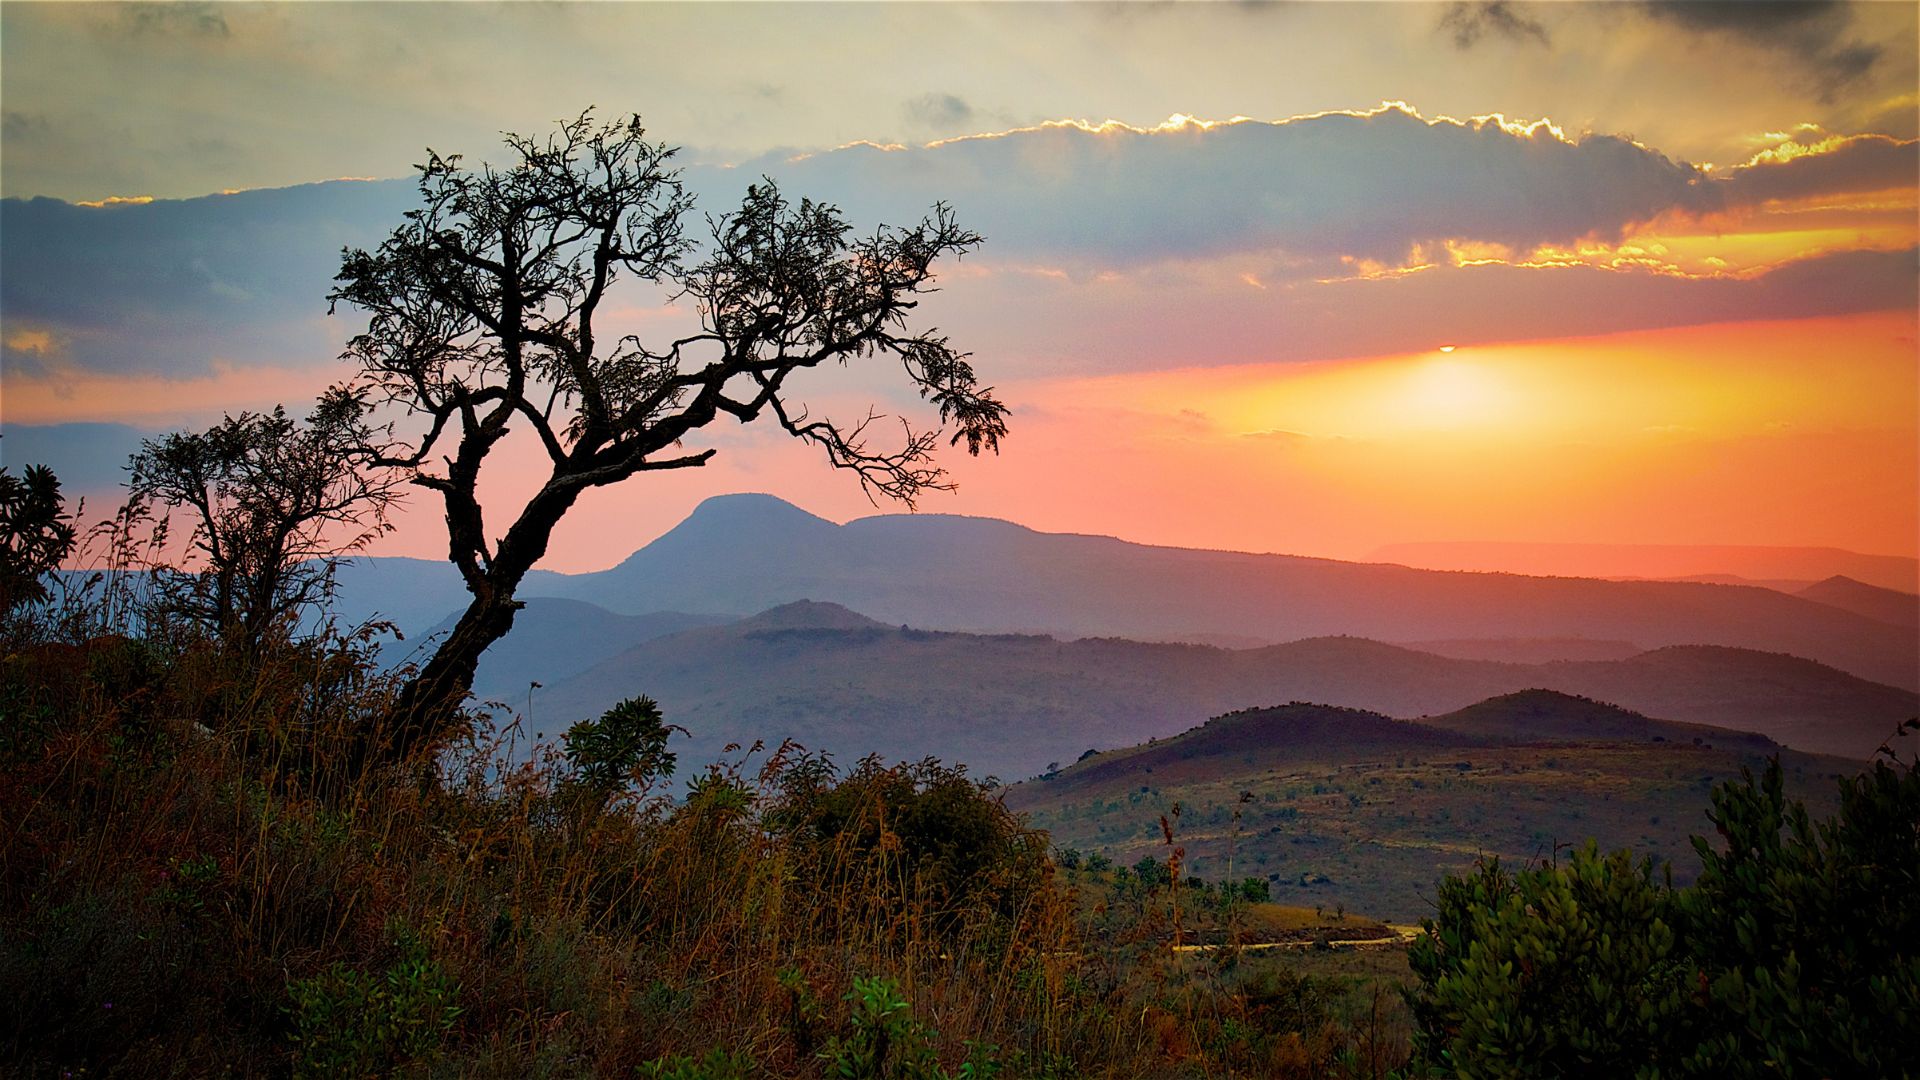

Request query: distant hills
[
  {"left": 1369, "top": 540, "right": 1918, "bottom": 593},
  {"left": 1794, "top": 575, "right": 1920, "bottom": 629},
  {"left": 1005, "top": 690, "right": 1858, "bottom": 920},
  {"left": 337, "top": 493, "right": 1919, "bottom": 693},
  {"left": 514, "top": 599, "right": 1913, "bottom": 777}
]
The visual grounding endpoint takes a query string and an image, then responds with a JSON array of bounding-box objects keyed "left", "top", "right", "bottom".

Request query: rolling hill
[
  {"left": 521, "top": 601, "right": 1914, "bottom": 777},
  {"left": 1006, "top": 692, "right": 1858, "bottom": 921},
  {"left": 1795, "top": 575, "right": 1920, "bottom": 629}
]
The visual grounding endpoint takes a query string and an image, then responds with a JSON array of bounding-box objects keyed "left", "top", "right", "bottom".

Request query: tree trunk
[
  {"left": 361, "top": 480, "right": 583, "bottom": 770},
  {"left": 377, "top": 589, "right": 522, "bottom": 764}
]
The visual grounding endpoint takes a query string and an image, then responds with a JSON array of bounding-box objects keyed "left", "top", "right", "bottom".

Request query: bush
[
  {"left": 287, "top": 928, "right": 462, "bottom": 1078},
  {"left": 1408, "top": 757, "right": 1920, "bottom": 1078}
]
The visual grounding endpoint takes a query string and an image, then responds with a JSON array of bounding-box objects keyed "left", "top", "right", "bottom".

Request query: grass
[{"left": 0, "top": 616, "right": 1424, "bottom": 1078}]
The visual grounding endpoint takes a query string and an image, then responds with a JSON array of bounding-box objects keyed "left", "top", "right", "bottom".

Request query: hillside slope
[{"left": 1006, "top": 694, "right": 1855, "bottom": 921}]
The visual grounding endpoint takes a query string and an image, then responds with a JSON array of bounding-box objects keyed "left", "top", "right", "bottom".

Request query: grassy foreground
[{"left": 0, "top": 627, "right": 1417, "bottom": 1078}]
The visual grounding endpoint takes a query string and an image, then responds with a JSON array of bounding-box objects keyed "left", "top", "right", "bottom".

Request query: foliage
[
  {"left": 1406, "top": 847, "right": 1688, "bottom": 1078},
  {"left": 639, "top": 1047, "right": 757, "bottom": 1079},
  {"left": 1408, "top": 757, "right": 1920, "bottom": 1078},
  {"left": 127, "top": 391, "right": 399, "bottom": 653},
  {"left": 563, "top": 694, "right": 680, "bottom": 802},
  {"left": 0, "top": 463, "right": 77, "bottom": 614},
  {"left": 287, "top": 926, "right": 462, "bottom": 1078},
  {"left": 1677, "top": 753, "right": 1920, "bottom": 1077}
]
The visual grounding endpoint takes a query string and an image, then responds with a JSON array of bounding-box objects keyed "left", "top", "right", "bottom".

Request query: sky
[{"left": 3, "top": 1, "right": 1917, "bottom": 573}]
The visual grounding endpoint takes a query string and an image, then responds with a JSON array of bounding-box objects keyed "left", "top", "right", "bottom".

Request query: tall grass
[{"left": 0, "top": 586, "right": 1413, "bottom": 1078}]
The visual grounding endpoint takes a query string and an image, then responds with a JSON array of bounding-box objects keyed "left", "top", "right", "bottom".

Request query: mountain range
[
  {"left": 338, "top": 493, "right": 1920, "bottom": 696},
  {"left": 501, "top": 598, "right": 1912, "bottom": 778}
]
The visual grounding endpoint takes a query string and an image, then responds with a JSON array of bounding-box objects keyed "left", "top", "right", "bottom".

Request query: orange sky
[{"left": 320, "top": 308, "right": 1915, "bottom": 574}]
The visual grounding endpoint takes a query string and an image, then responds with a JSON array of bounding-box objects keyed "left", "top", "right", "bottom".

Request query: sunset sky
[{"left": 3, "top": 1, "right": 1916, "bottom": 573}]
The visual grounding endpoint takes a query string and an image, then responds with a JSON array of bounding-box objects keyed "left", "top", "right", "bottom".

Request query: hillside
[
  {"left": 524, "top": 603, "right": 1913, "bottom": 777},
  {"left": 1413, "top": 689, "right": 1777, "bottom": 751},
  {"left": 1007, "top": 694, "right": 1857, "bottom": 921},
  {"left": 334, "top": 494, "right": 1919, "bottom": 692},
  {"left": 1795, "top": 575, "right": 1920, "bottom": 629}
]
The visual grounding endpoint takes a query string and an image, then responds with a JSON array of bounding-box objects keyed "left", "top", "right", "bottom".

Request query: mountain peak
[
  {"left": 686, "top": 492, "right": 837, "bottom": 529},
  {"left": 737, "top": 600, "right": 885, "bottom": 631}
]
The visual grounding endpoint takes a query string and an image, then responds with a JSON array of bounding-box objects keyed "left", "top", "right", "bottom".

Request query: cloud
[
  {"left": 1722, "top": 134, "right": 1919, "bottom": 205},
  {"left": 1, "top": 179, "right": 417, "bottom": 376},
  {"left": 1637, "top": 1, "right": 1879, "bottom": 102},
  {"left": 4, "top": 110, "right": 1911, "bottom": 397},
  {"left": 0, "top": 423, "right": 148, "bottom": 492},
  {"left": 1439, "top": 2, "right": 1550, "bottom": 49},
  {"left": 1, "top": 111, "right": 53, "bottom": 142},
  {"left": 928, "top": 246, "right": 1918, "bottom": 375},
  {"left": 743, "top": 105, "right": 1719, "bottom": 269},
  {"left": 904, "top": 93, "right": 975, "bottom": 131}
]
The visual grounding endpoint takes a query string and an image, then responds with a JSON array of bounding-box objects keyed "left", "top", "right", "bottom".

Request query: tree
[
  {"left": 0, "top": 462, "right": 78, "bottom": 615},
  {"left": 561, "top": 695, "right": 679, "bottom": 807},
  {"left": 329, "top": 111, "right": 1006, "bottom": 762},
  {"left": 127, "top": 390, "right": 400, "bottom": 654}
]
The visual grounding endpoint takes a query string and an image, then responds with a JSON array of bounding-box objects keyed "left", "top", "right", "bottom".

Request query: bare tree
[
  {"left": 128, "top": 389, "right": 401, "bottom": 653},
  {"left": 328, "top": 111, "right": 1006, "bottom": 762}
]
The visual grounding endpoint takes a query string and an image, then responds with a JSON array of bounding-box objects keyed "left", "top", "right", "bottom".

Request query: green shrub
[
  {"left": 287, "top": 929, "right": 462, "bottom": 1078},
  {"left": 1409, "top": 757, "right": 1920, "bottom": 1078},
  {"left": 638, "top": 1047, "right": 756, "bottom": 1079},
  {"left": 563, "top": 694, "right": 679, "bottom": 802}
]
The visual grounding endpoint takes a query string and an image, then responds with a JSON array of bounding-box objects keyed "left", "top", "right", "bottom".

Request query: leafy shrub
[
  {"left": 638, "top": 1047, "right": 757, "bottom": 1079},
  {"left": 563, "top": 694, "right": 679, "bottom": 802},
  {"left": 0, "top": 464, "right": 76, "bottom": 615},
  {"left": 287, "top": 928, "right": 462, "bottom": 1078},
  {"left": 1408, "top": 757, "right": 1920, "bottom": 1078}
]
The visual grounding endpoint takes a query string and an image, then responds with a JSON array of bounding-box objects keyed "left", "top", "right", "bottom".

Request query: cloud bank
[{"left": 2, "top": 105, "right": 1912, "bottom": 392}]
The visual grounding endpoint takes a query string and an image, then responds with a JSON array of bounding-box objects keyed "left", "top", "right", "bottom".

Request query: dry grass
[{"left": 0, "top": 619, "right": 1415, "bottom": 1078}]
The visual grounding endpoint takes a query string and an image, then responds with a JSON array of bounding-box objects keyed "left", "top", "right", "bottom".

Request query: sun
[{"left": 1396, "top": 357, "right": 1513, "bottom": 431}]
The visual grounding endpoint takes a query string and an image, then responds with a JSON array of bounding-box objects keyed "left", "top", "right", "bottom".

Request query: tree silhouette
[
  {"left": 0, "top": 462, "right": 78, "bottom": 615},
  {"left": 128, "top": 390, "right": 400, "bottom": 654},
  {"left": 329, "top": 112, "right": 1005, "bottom": 762}
]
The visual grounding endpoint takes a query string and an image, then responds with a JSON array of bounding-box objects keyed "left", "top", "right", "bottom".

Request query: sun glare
[{"left": 1396, "top": 358, "right": 1513, "bottom": 430}]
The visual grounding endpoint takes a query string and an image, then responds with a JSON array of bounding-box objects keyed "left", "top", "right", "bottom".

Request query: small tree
[
  {"left": 329, "top": 111, "right": 1006, "bottom": 762},
  {"left": 127, "top": 389, "right": 400, "bottom": 653},
  {"left": 561, "top": 695, "right": 679, "bottom": 807},
  {"left": 0, "top": 462, "right": 78, "bottom": 616}
]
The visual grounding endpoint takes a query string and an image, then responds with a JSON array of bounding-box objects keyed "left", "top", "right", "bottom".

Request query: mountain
[
  {"left": 1795, "top": 575, "right": 1920, "bottom": 629},
  {"left": 508, "top": 494, "right": 1916, "bottom": 692},
  {"left": 327, "top": 557, "right": 573, "bottom": 640},
  {"left": 523, "top": 605, "right": 1914, "bottom": 778},
  {"left": 1369, "top": 540, "right": 1918, "bottom": 593},
  {"left": 1004, "top": 692, "right": 1857, "bottom": 921}
]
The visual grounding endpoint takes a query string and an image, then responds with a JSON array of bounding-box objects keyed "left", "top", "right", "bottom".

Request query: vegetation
[
  {"left": 1406, "top": 742, "right": 1920, "bottom": 1078},
  {"left": 1016, "top": 702, "right": 1851, "bottom": 922},
  {"left": 2, "top": 470, "right": 1912, "bottom": 1076},
  {"left": 126, "top": 392, "right": 401, "bottom": 656}
]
